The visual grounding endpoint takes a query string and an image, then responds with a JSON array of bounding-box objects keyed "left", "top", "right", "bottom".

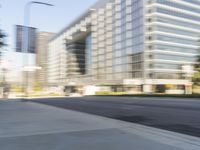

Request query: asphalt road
[{"left": 30, "top": 96, "right": 200, "bottom": 137}]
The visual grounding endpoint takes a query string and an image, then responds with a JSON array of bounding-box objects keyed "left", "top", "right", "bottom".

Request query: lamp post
[{"left": 23, "top": 1, "right": 54, "bottom": 97}]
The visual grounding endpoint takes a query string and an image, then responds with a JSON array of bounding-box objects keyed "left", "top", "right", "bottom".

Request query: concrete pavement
[{"left": 0, "top": 100, "right": 200, "bottom": 150}]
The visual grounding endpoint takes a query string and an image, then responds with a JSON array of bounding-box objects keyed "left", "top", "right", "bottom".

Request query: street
[
  {"left": 31, "top": 96, "right": 200, "bottom": 137},
  {"left": 2, "top": 100, "right": 200, "bottom": 150}
]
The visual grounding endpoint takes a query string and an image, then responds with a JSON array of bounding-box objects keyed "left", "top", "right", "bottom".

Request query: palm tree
[
  {"left": 0, "top": 29, "right": 6, "bottom": 48},
  {"left": 0, "top": 29, "right": 6, "bottom": 94},
  {"left": 0, "top": 29, "right": 6, "bottom": 60}
]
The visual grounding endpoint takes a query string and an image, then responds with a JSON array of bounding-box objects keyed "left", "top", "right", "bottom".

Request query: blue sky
[
  {"left": 1, "top": 0, "right": 97, "bottom": 50},
  {"left": 0, "top": 0, "right": 97, "bottom": 81}
]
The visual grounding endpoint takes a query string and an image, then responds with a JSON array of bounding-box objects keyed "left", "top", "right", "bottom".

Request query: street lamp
[
  {"left": 22, "top": 1, "right": 54, "bottom": 97},
  {"left": 23, "top": 1, "right": 54, "bottom": 54}
]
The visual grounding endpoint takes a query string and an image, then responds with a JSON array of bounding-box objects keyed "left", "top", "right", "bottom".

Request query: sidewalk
[{"left": 0, "top": 100, "right": 200, "bottom": 150}]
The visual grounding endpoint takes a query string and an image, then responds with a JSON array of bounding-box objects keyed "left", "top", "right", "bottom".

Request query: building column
[
  {"left": 185, "top": 84, "right": 193, "bottom": 95},
  {"left": 143, "top": 84, "right": 153, "bottom": 94}
]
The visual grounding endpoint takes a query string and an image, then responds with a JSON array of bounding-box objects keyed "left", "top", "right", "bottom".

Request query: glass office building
[{"left": 48, "top": 0, "right": 200, "bottom": 94}]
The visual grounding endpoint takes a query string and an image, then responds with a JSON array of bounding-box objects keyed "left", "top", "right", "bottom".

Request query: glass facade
[
  {"left": 91, "top": 2, "right": 114, "bottom": 80},
  {"left": 156, "top": 26, "right": 200, "bottom": 37},
  {"left": 156, "top": 8, "right": 200, "bottom": 22},
  {"left": 146, "top": 0, "right": 200, "bottom": 79},
  {"left": 85, "top": 35, "right": 92, "bottom": 75},
  {"left": 154, "top": 44, "right": 198, "bottom": 54},
  {"left": 155, "top": 35, "right": 198, "bottom": 45},
  {"left": 181, "top": 0, "right": 200, "bottom": 5},
  {"left": 155, "top": 17, "right": 200, "bottom": 30},
  {"left": 156, "top": 0, "right": 200, "bottom": 14},
  {"left": 91, "top": 0, "right": 144, "bottom": 80},
  {"left": 66, "top": 42, "right": 86, "bottom": 77}
]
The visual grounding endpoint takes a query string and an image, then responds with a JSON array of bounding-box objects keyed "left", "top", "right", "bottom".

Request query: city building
[
  {"left": 36, "top": 32, "right": 54, "bottom": 87},
  {"left": 48, "top": 0, "right": 200, "bottom": 94}
]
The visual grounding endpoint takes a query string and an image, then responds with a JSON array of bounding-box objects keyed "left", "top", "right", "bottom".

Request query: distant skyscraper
[{"left": 36, "top": 32, "right": 54, "bottom": 87}]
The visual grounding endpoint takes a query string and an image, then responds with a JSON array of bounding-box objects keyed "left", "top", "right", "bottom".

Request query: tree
[
  {"left": 0, "top": 29, "right": 6, "bottom": 92},
  {"left": 0, "top": 29, "right": 6, "bottom": 58},
  {"left": 192, "top": 38, "right": 200, "bottom": 85},
  {"left": 0, "top": 29, "right": 6, "bottom": 48}
]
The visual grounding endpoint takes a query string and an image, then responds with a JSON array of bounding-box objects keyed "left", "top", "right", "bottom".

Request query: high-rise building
[
  {"left": 36, "top": 32, "right": 54, "bottom": 87},
  {"left": 48, "top": 0, "right": 200, "bottom": 94}
]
